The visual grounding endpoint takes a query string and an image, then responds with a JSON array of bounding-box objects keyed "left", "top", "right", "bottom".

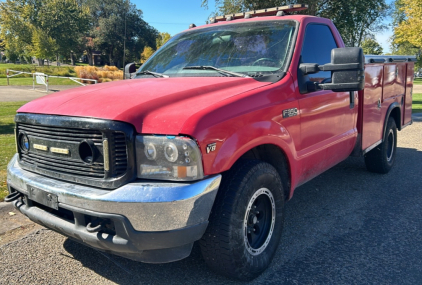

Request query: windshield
[{"left": 137, "top": 20, "right": 297, "bottom": 80}]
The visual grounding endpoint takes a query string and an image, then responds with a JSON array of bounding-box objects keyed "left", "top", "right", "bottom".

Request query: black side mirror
[
  {"left": 124, "top": 62, "right": 137, "bottom": 79},
  {"left": 299, "top": 47, "right": 365, "bottom": 92}
]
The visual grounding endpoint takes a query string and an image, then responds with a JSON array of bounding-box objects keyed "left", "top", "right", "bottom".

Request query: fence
[{"left": 6, "top": 69, "right": 98, "bottom": 92}]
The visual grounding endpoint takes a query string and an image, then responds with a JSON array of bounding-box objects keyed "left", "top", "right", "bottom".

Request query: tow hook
[
  {"left": 4, "top": 191, "right": 22, "bottom": 202},
  {"left": 86, "top": 219, "right": 105, "bottom": 233}
]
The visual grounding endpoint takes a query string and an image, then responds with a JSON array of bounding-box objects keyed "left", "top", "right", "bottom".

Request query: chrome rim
[
  {"left": 243, "top": 188, "right": 276, "bottom": 256},
  {"left": 386, "top": 129, "right": 394, "bottom": 162}
]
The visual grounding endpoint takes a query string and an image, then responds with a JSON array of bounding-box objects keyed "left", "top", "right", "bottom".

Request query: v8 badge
[{"left": 206, "top": 143, "right": 217, "bottom": 154}]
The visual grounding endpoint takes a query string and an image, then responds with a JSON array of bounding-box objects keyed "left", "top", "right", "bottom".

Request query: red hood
[{"left": 18, "top": 77, "right": 270, "bottom": 134}]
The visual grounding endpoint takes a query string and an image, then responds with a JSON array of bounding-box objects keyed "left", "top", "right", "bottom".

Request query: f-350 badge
[{"left": 282, "top": 108, "right": 298, "bottom": 118}]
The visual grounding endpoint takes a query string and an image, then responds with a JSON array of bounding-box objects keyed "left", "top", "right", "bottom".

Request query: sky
[
  {"left": 134, "top": 0, "right": 216, "bottom": 36},
  {"left": 134, "top": 0, "right": 394, "bottom": 53}
]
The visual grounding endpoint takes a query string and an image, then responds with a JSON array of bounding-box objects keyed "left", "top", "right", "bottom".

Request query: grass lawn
[
  {"left": 414, "top": 78, "right": 422, "bottom": 85},
  {"left": 413, "top": 93, "right": 422, "bottom": 113},
  {"left": 0, "top": 101, "right": 27, "bottom": 201},
  {"left": 0, "top": 77, "right": 80, "bottom": 86}
]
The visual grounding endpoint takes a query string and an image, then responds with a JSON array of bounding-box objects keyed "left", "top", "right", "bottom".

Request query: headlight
[{"left": 136, "top": 135, "right": 204, "bottom": 181}]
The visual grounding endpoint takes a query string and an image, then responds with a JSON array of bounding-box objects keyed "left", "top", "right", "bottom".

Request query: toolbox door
[
  {"left": 361, "top": 65, "right": 384, "bottom": 150},
  {"left": 403, "top": 63, "right": 414, "bottom": 125}
]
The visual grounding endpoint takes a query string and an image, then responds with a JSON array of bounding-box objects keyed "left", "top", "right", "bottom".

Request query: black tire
[
  {"left": 364, "top": 117, "right": 397, "bottom": 174},
  {"left": 200, "top": 160, "right": 285, "bottom": 281}
]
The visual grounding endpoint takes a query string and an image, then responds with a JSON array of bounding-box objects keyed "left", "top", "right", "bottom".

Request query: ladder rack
[{"left": 210, "top": 4, "right": 308, "bottom": 23}]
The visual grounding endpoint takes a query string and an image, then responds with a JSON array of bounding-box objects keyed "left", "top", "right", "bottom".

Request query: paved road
[
  {"left": 414, "top": 84, "right": 422, "bottom": 93},
  {"left": 0, "top": 115, "right": 421, "bottom": 284},
  {"left": 0, "top": 85, "right": 81, "bottom": 102}
]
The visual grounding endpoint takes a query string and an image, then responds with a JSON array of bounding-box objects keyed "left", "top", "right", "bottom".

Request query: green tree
[
  {"left": 156, "top": 32, "right": 171, "bottom": 50},
  {"left": 361, "top": 37, "right": 383, "bottom": 55},
  {"left": 0, "top": 0, "right": 89, "bottom": 65},
  {"left": 0, "top": 0, "right": 33, "bottom": 61},
  {"left": 391, "top": 0, "right": 421, "bottom": 69},
  {"left": 140, "top": 46, "right": 155, "bottom": 63},
  {"left": 320, "top": 0, "right": 388, "bottom": 46},
  {"left": 392, "top": 0, "right": 421, "bottom": 66},
  {"left": 42, "top": 0, "right": 90, "bottom": 65},
  {"left": 202, "top": 0, "right": 388, "bottom": 46},
  {"left": 393, "top": 0, "right": 422, "bottom": 49},
  {"left": 30, "top": 27, "right": 57, "bottom": 60},
  {"left": 85, "top": 0, "right": 158, "bottom": 66}
]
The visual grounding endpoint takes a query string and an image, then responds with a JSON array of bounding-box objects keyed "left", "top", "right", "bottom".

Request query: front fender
[{"left": 208, "top": 120, "right": 298, "bottom": 178}]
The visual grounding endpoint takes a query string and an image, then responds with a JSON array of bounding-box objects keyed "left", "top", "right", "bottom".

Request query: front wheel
[
  {"left": 200, "top": 160, "right": 285, "bottom": 281},
  {"left": 364, "top": 117, "right": 397, "bottom": 174}
]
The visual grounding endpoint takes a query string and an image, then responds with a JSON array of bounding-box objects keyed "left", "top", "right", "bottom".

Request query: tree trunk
[
  {"left": 88, "top": 51, "right": 93, "bottom": 66},
  {"left": 70, "top": 52, "right": 74, "bottom": 65},
  {"left": 56, "top": 53, "right": 60, "bottom": 66},
  {"left": 38, "top": 58, "right": 44, "bottom": 66}
]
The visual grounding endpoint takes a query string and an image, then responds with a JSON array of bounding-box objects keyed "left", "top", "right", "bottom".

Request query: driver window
[{"left": 300, "top": 24, "right": 338, "bottom": 83}]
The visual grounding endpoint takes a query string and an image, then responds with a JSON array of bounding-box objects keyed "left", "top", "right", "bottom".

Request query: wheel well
[
  {"left": 389, "top": 107, "right": 401, "bottom": 131},
  {"left": 238, "top": 144, "right": 291, "bottom": 200}
]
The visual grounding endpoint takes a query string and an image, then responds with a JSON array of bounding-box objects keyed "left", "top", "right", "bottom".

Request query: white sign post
[{"left": 33, "top": 72, "right": 48, "bottom": 92}]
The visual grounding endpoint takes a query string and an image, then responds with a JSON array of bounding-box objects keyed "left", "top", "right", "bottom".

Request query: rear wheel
[
  {"left": 364, "top": 117, "right": 397, "bottom": 174},
  {"left": 200, "top": 160, "right": 285, "bottom": 281}
]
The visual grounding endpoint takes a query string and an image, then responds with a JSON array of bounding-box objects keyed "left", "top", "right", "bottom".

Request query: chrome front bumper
[{"left": 7, "top": 154, "right": 221, "bottom": 232}]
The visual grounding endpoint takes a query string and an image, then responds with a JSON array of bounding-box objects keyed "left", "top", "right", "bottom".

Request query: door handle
[{"left": 377, "top": 99, "right": 381, "bottom": 109}]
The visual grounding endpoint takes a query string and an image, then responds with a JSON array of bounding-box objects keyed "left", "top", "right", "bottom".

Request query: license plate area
[{"left": 27, "top": 185, "right": 58, "bottom": 210}]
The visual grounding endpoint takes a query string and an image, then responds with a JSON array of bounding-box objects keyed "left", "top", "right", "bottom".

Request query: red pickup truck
[{"left": 6, "top": 4, "right": 415, "bottom": 281}]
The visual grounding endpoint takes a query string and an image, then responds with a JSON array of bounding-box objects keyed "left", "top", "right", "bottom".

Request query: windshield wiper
[
  {"left": 183, "top": 66, "right": 249, "bottom": 78},
  {"left": 136, "top": 70, "right": 169, "bottom": 78}
]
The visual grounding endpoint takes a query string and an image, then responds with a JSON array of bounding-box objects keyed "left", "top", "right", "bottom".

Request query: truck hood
[{"left": 18, "top": 77, "right": 271, "bottom": 134}]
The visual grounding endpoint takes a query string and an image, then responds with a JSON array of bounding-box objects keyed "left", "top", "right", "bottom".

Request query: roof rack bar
[
  {"left": 364, "top": 55, "right": 417, "bottom": 64},
  {"left": 369, "top": 58, "right": 386, "bottom": 63},
  {"left": 210, "top": 4, "right": 308, "bottom": 23},
  {"left": 390, "top": 57, "right": 407, "bottom": 62}
]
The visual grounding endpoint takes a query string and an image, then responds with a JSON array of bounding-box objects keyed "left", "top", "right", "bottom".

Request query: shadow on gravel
[
  {"left": 63, "top": 239, "right": 230, "bottom": 285},
  {"left": 412, "top": 114, "right": 422, "bottom": 122},
  {"left": 63, "top": 147, "right": 422, "bottom": 284}
]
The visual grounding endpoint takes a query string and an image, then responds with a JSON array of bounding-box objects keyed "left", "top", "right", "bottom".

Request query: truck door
[{"left": 296, "top": 24, "right": 358, "bottom": 182}]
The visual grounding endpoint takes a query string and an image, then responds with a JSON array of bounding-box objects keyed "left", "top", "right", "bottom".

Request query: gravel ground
[
  {"left": 413, "top": 85, "right": 422, "bottom": 93},
  {"left": 0, "top": 117, "right": 421, "bottom": 285}
]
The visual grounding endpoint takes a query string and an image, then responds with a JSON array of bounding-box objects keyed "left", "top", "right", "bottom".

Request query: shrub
[
  {"left": 74, "top": 65, "right": 123, "bottom": 83},
  {"left": 103, "top": 65, "right": 119, "bottom": 72}
]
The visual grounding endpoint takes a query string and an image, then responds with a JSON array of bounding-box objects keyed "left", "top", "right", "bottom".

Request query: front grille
[
  {"left": 21, "top": 151, "right": 105, "bottom": 178},
  {"left": 19, "top": 124, "right": 105, "bottom": 178},
  {"left": 112, "top": 133, "right": 128, "bottom": 176},
  {"left": 18, "top": 124, "right": 103, "bottom": 142},
  {"left": 15, "top": 113, "right": 135, "bottom": 189}
]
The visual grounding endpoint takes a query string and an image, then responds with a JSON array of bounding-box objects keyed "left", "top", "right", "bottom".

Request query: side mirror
[
  {"left": 124, "top": 62, "right": 137, "bottom": 79},
  {"left": 299, "top": 47, "right": 365, "bottom": 92}
]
